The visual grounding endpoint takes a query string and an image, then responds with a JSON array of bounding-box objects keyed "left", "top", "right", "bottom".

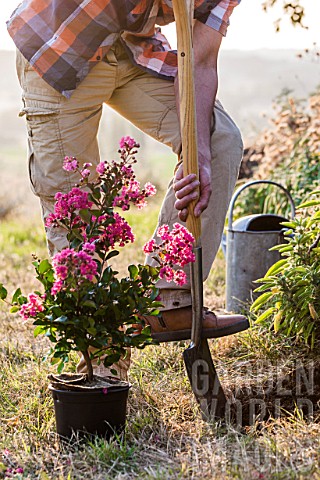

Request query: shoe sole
[{"left": 151, "top": 317, "right": 250, "bottom": 343}]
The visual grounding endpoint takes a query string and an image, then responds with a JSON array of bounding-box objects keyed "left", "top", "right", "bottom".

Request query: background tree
[{"left": 263, "top": 1, "right": 306, "bottom": 30}]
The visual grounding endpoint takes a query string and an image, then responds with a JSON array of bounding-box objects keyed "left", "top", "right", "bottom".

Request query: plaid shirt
[{"left": 7, "top": 0, "right": 240, "bottom": 98}]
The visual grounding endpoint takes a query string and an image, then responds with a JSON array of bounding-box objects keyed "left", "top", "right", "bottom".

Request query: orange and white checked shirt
[{"left": 7, "top": 0, "right": 240, "bottom": 97}]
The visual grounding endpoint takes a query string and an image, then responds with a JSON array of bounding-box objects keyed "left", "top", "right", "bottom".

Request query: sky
[{"left": 0, "top": 0, "right": 319, "bottom": 51}]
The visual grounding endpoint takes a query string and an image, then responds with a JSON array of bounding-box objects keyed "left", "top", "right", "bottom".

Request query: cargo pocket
[{"left": 23, "top": 107, "right": 70, "bottom": 198}]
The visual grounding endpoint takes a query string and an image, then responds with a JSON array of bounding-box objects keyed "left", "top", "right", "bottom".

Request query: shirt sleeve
[{"left": 194, "top": 0, "right": 241, "bottom": 36}]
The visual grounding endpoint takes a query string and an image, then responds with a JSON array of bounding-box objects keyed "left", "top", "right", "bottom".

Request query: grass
[{"left": 0, "top": 206, "right": 320, "bottom": 479}]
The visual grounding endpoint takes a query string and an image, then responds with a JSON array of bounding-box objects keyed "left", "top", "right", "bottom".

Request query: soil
[
  {"left": 228, "top": 360, "right": 320, "bottom": 427},
  {"left": 48, "top": 373, "right": 129, "bottom": 392}
]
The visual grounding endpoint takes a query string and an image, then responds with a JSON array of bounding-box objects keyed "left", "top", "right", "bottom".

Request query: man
[{"left": 7, "top": 0, "right": 248, "bottom": 379}]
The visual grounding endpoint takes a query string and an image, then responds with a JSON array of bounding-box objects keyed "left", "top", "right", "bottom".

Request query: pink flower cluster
[
  {"left": 63, "top": 156, "right": 92, "bottom": 180},
  {"left": 159, "top": 266, "right": 187, "bottom": 285},
  {"left": 113, "top": 148, "right": 157, "bottom": 210},
  {"left": 81, "top": 168, "right": 91, "bottom": 178},
  {"left": 45, "top": 188, "right": 93, "bottom": 227},
  {"left": 4, "top": 467, "right": 24, "bottom": 477},
  {"left": 95, "top": 212, "right": 135, "bottom": 249},
  {"left": 143, "top": 223, "right": 195, "bottom": 286},
  {"left": 82, "top": 242, "right": 95, "bottom": 254},
  {"left": 51, "top": 247, "right": 98, "bottom": 295},
  {"left": 113, "top": 179, "right": 157, "bottom": 210},
  {"left": 63, "top": 156, "right": 79, "bottom": 171},
  {"left": 121, "top": 164, "right": 134, "bottom": 176},
  {"left": 19, "top": 293, "right": 45, "bottom": 320},
  {"left": 144, "top": 182, "right": 157, "bottom": 196},
  {"left": 157, "top": 224, "right": 195, "bottom": 267},
  {"left": 96, "top": 161, "right": 107, "bottom": 175},
  {"left": 119, "top": 136, "right": 138, "bottom": 150}
]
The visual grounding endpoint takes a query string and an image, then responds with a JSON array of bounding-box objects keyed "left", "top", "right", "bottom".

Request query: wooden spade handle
[{"left": 172, "top": 0, "right": 201, "bottom": 245}]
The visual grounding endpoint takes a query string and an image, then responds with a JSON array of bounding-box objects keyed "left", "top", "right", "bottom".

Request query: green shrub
[{"left": 250, "top": 190, "right": 320, "bottom": 348}]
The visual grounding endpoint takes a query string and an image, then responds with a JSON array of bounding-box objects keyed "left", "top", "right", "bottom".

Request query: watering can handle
[{"left": 228, "top": 180, "right": 296, "bottom": 230}]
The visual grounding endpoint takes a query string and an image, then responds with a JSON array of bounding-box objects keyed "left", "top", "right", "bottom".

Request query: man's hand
[{"left": 173, "top": 161, "right": 212, "bottom": 222}]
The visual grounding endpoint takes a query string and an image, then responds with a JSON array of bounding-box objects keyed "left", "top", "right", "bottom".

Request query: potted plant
[{"left": 0, "top": 137, "right": 195, "bottom": 439}]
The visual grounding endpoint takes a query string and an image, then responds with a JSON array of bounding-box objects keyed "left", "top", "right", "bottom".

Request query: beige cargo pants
[{"left": 16, "top": 40, "right": 243, "bottom": 313}]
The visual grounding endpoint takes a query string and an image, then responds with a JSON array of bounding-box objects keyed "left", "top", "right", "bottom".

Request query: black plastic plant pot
[{"left": 49, "top": 384, "right": 131, "bottom": 439}]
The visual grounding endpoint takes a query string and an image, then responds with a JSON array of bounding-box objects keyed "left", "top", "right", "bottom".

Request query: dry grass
[{"left": 0, "top": 209, "right": 320, "bottom": 479}]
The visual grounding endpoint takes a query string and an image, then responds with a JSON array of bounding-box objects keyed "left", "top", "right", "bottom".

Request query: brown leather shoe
[{"left": 140, "top": 306, "right": 249, "bottom": 342}]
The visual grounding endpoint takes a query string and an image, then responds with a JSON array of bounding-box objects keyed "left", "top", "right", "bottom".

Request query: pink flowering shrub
[{"left": 0, "top": 137, "right": 195, "bottom": 382}]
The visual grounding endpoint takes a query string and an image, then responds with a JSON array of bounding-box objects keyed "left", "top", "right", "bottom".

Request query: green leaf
[
  {"left": 82, "top": 300, "right": 97, "bottom": 309},
  {"left": 51, "top": 307, "right": 63, "bottom": 317},
  {"left": 10, "top": 306, "right": 20, "bottom": 314},
  {"left": 141, "top": 325, "right": 152, "bottom": 335},
  {"left": 281, "top": 221, "right": 297, "bottom": 228},
  {"left": 102, "top": 267, "right": 113, "bottom": 283},
  {"left": 34, "top": 325, "right": 46, "bottom": 337},
  {"left": 305, "top": 321, "right": 315, "bottom": 339},
  {"left": 75, "top": 338, "right": 88, "bottom": 351},
  {"left": 311, "top": 331, "right": 316, "bottom": 350},
  {"left": 70, "top": 237, "right": 83, "bottom": 249},
  {"left": 250, "top": 291, "right": 274, "bottom": 312},
  {"left": 0, "top": 284, "right": 7, "bottom": 300},
  {"left": 128, "top": 265, "right": 139, "bottom": 280},
  {"left": 274, "top": 311, "right": 282, "bottom": 333},
  {"left": 264, "top": 259, "right": 288, "bottom": 277},
  {"left": 254, "top": 282, "right": 275, "bottom": 293},
  {"left": 57, "top": 361, "right": 65, "bottom": 374},
  {"left": 79, "top": 208, "right": 92, "bottom": 223},
  {"left": 38, "top": 259, "right": 52, "bottom": 274},
  {"left": 87, "top": 327, "right": 97, "bottom": 336},
  {"left": 255, "top": 307, "right": 276, "bottom": 324},
  {"left": 106, "top": 250, "right": 119, "bottom": 260},
  {"left": 12, "top": 288, "right": 22, "bottom": 304},
  {"left": 287, "top": 266, "right": 307, "bottom": 276},
  {"left": 149, "top": 288, "right": 160, "bottom": 301},
  {"left": 18, "top": 295, "right": 27, "bottom": 305},
  {"left": 50, "top": 357, "right": 60, "bottom": 365},
  {"left": 297, "top": 200, "right": 320, "bottom": 209},
  {"left": 86, "top": 209, "right": 98, "bottom": 218},
  {"left": 276, "top": 245, "right": 294, "bottom": 253},
  {"left": 105, "top": 353, "right": 121, "bottom": 365},
  {"left": 150, "top": 302, "right": 163, "bottom": 309},
  {"left": 91, "top": 189, "right": 101, "bottom": 200}
]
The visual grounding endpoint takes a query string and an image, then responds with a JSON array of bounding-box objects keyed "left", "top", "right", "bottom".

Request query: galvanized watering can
[{"left": 226, "top": 180, "right": 296, "bottom": 313}]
